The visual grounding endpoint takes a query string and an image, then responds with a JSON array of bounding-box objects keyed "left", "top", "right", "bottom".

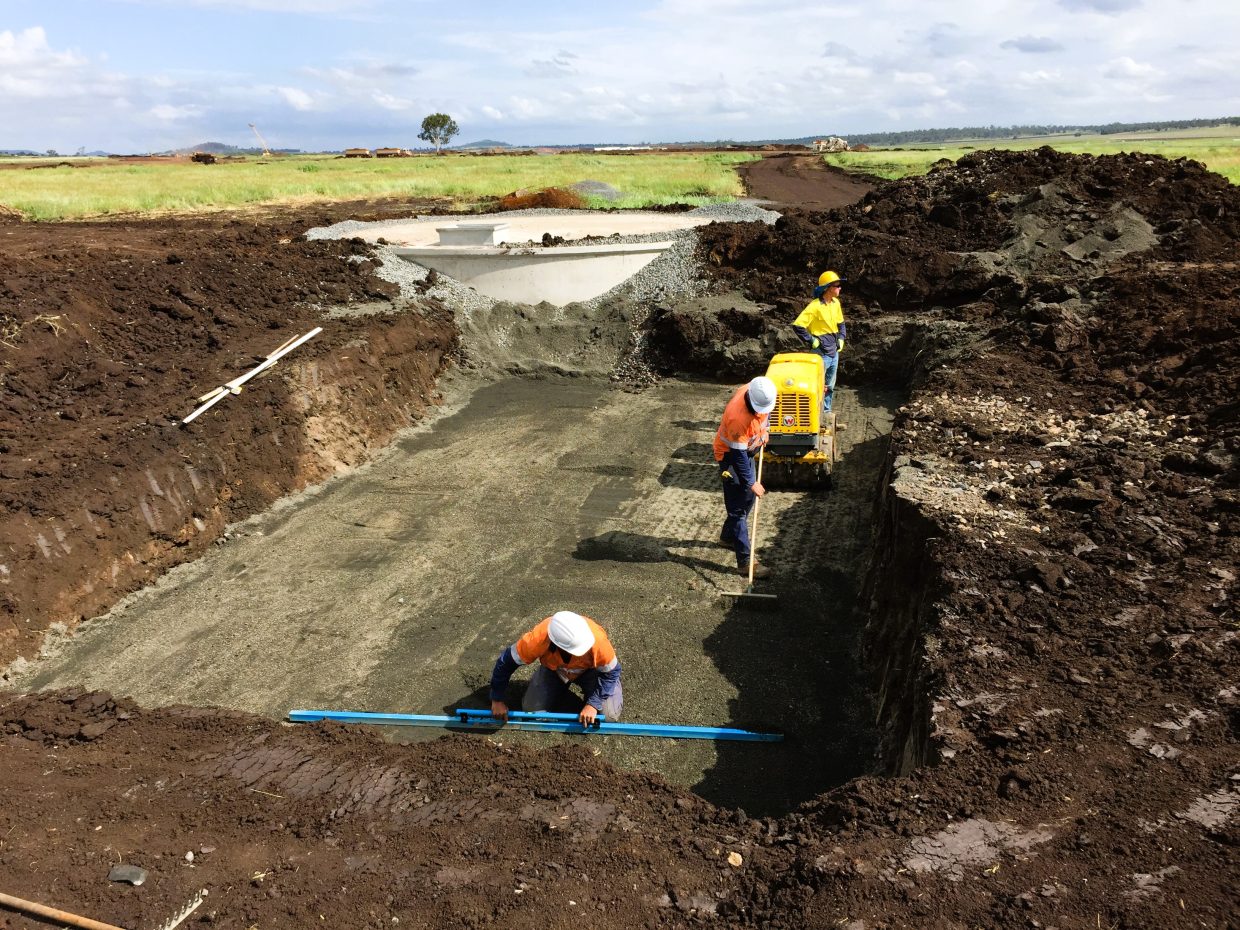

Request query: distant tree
[
  {"left": 418, "top": 113, "right": 459, "bottom": 153},
  {"left": 45, "top": 149, "right": 59, "bottom": 157}
]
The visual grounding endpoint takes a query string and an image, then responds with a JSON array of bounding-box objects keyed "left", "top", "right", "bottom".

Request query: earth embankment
[
  {"left": 0, "top": 207, "right": 458, "bottom": 668},
  {"left": 2, "top": 148, "right": 1237, "bottom": 929}
]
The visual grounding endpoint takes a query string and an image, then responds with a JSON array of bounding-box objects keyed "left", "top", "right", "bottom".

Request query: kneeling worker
[
  {"left": 713, "top": 376, "right": 776, "bottom": 578},
  {"left": 490, "top": 611, "right": 622, "bottom": 725}
]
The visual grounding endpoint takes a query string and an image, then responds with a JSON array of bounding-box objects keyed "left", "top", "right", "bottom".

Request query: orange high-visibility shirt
[
  {"left": 513, "top": 615, "right": 618, "bottom": 683},
  {"left": 712, "top": 385, "right": 769, "bottom": 462}
]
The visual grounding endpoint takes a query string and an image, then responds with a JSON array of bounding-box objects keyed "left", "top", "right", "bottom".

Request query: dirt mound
[
  {"left": 1, "top": 687, "right": 755, "bottom": 928},
  {"left": 685, "top": 149, "right": 1240, "bottom": 391},
  {"left": 0, "top": 205, "right": 459, "bottom": 667},
  {"left": 497, "top": 187, "right": 587, "bottom": 210},
  {"left": 706, "top": 148, "right": 1240, "bottom": 308},
  {"left": 653, "top": 146, "right": 1239, "bottom": 928}
]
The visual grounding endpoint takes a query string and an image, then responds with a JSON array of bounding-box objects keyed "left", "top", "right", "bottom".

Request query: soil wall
[
  {"left": 861, "top": 456, "right": 943, "bottom": 776},
  {"left": 1, "top": 212, "right": 459, "bottom": 669}
]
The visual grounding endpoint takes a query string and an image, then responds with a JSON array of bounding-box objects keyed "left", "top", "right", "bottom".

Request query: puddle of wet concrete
[{"left": 20, "top": 375, "right": 898, "bottom": 816}]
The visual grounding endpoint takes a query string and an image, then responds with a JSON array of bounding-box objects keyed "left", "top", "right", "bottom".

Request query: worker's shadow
[
  {"left": 692, "top": 432, "right": 889, "bottom": 816},
  {"left": 573, "top": 530, "right": 728, "bottom": 585},
  {"left": 658, "top": 441, "right": 719, "bottom": 491}
]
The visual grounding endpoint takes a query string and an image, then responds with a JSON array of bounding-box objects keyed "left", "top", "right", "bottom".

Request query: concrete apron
[
  {"left": 354, "top": 212, "right": 714, "bottom": 247},
  {"left": 395, "top": 241, "right": 673, "bottom": 306},
  {"left": 365, "top": 211, "right": 717, "bottom": 306},
  {"left": 21, "top": 376, "right": 896, "bottom": 815}
]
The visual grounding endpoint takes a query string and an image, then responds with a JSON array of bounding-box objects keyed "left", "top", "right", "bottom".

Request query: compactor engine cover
[
  {"left": 766, "top": 352, "right": 824, "bottom": 456},
  {"left": 763, "top": 352, "right": 834, "bottom": 489}
]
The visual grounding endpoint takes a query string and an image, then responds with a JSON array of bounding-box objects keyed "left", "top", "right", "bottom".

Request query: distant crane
[{"left": 248, "top": 123, "right": 273, "bottom": 157}]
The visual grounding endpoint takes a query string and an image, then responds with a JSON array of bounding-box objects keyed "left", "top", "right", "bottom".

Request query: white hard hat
[
  {"left": 746, "top": 376, "right": 777, "bottom": 414},
  {"left": 548, "top": 611, "right": 595, "bottom": 656}
]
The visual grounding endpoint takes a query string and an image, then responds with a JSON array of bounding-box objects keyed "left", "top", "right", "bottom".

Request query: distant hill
[
  {"left": 172, "top": 142, "right": 302, "bottom": 156},
  {"left": 773, "top": 116, "right": 1240, "bottom": 147},
  {"left": 451, "top": 139, "right": 512, "bottom": 150},
  {"left": 174, "top": 141, "right": 245, "bottom": 155}
]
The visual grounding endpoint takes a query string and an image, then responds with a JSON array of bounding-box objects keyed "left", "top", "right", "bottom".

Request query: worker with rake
[
  {"left": 792, "top": 270, "right": 848, "bottom": 414},
  {"left": 713, "top": 376, "right": 777, "bottom": 578},
  {"left": 490, "top": 611, "right": 623, "bottom": 724}
]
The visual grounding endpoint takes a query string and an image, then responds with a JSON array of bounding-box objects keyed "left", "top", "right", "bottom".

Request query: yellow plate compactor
[{"left": 763, "top": 352, "right": 837, "bottom": 490}]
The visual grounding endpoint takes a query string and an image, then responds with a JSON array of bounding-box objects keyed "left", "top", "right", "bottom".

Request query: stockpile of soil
[
  {"left": 1, "top": 688, "right": 752, "bottom": 929},
  {"left": 0, "top": 201, "right": 459, "bottom": 667},
  {"left": 674, "top": 148, "right": 1236, "bottom": 927}
]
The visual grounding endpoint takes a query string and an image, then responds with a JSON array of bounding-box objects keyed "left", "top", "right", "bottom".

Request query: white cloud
[
  {"left": 1001, "top": 35, "right": 1065, "bottom": 53},
  {"left": 277, "top": 86, "right": 315, "bottom": 110},
  {"left": 1059, "top": 0, "right": 1142, "bottom": 13},
  {"left": 149, "top": 104, "right": 201, "bottom": 120},
  {"left": 120, "top": 0, "right": 386, "bottom": 12},
  {"left": 0, "top": 27, "right": 89, "bottom": 98},
  {"left": 371, "top": 91, "right": 412, "bottom": 111},
  {"left": 1102, "top": 56, "right": 1158, "bottom": 79},
  {"left": 525, "top": 52, "right": 577, "bottom": 79}
]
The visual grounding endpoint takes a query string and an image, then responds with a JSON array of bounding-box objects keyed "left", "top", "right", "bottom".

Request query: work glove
[
  {"left": 837, "top": 338, "right": 845, "bottom": 353},
  {"left": 811, "top": 337, "right": 821, "bottom": 349}
]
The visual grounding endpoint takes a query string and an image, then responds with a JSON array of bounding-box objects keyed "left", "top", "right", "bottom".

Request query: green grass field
[
  {"left": 0, "top": 152, "right": 756, "bottom": 222},
  {"left": 824, "top": 130, "right": 1240, "bottom": 183}
]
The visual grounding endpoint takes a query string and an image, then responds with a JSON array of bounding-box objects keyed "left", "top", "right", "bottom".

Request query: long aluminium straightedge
[{"left": 288, "top": 708, "right": 783, "bottom": 742}]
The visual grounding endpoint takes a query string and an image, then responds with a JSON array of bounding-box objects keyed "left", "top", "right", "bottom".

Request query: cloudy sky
[{"left": 2, "top": 0, "right": 1237, "bottom": 152}]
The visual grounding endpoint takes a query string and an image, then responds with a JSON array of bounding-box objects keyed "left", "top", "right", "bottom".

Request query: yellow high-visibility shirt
[{"left": 792, "top": 296, "right": 845, "bottom": 337}]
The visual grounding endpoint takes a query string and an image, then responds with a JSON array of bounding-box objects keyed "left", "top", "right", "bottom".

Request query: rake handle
[
  {"left": 0, "top": 891, "right": 128, "bottom": 930},
  {"left": 747, "top": 446, "right": 765, "bottom": 587}
]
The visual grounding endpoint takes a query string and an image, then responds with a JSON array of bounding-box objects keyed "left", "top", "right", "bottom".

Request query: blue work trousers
[
  {"left": 820, "top": 351, "right": 839, "bottom": 413},
  {"left": 720, "top": 468, "right": 756, "bottom": 567},
  {"left": 524, "top": 664, "right": 624, "bottom": 720}
]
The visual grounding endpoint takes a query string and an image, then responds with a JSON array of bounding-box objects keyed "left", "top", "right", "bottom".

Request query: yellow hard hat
[{"left": 817, "top": 270, "right": 845, "bottom": 287}]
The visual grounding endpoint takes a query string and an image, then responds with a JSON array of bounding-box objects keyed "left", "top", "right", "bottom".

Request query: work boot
[{"left": 738, "top": 560, "right": 773, "bottom": 579}]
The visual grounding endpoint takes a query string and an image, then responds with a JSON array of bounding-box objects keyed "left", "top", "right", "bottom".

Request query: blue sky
[{"left": 2, "top": 0, "right": 1238, "bottom": 152}]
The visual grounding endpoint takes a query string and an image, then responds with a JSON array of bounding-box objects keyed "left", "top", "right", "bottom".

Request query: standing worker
[
  {"left": 490, "top": 611, "right": 622, "bottom": 724},
  {"left": 792, "top": 270, "right": 848, "bottom": 415},
  {"left": 713, "top": 376, "right": 777, "bottom": 578}
]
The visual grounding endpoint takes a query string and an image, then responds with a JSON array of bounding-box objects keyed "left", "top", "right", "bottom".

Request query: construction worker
[
  {"left": 792, "top": 270, "right": 848, "bottom": 414},
  {"left": 490, "top": 611, "right": 622, "bottom": 724},
  {"left": 713, "top": 376, "right": 776, "bottom": 577}
]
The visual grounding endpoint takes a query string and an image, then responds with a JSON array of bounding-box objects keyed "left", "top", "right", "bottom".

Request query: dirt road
[
  {"left": 738, "top": 153, "right": 873, "bottom": 209},
  {"left": 20, "top": 375, "right": 896, "bottom": 815}
]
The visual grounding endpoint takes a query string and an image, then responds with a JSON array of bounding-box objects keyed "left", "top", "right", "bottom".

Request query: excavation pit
[{"left": 16, "top": 369, "right": 907, "bottom": 816}]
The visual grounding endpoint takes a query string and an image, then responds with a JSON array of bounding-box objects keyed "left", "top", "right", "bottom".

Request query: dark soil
[
  {"left": 0, "top": 199, "right": 460, "bottom": 666},
  {"left": 2, "top": 150, "right": 1237, "bottom": 929}
]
